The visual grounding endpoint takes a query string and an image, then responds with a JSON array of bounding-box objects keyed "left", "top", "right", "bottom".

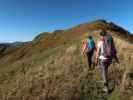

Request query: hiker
[
  {"left": 95, "top": 30, "right": 119, "bottom": 93},
  {"left": 82, "top": 36, "right": 96, "bottom": 70}
]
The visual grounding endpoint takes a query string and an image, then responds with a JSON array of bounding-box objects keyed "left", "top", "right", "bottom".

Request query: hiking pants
[
  {"left": 100, "top": 61, "right": 110, "bottom": 85},
  {"left": 86, "top": 50, "right": 94, "bottom": 68}
]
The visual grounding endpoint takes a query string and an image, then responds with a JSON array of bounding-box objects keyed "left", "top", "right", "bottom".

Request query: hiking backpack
[
  {"left": 87, "top": 39, "right": 95, "bottom": 52},
  {"left": 100, "top": 35, "right": 116, "bottom": 59}
]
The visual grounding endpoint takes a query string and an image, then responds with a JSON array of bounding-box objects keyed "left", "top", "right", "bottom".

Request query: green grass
[{"left": 108, "top": 89, "right": 122, "bottom": 100}]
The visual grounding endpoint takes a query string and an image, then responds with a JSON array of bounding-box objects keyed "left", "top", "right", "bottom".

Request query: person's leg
[
  {"left": 87, "top": 51, "right": 93, "bottom": 69},
  {"left": 100, "top": 62, "right": 107, "bottom": 83},
  {"left": 86, "top": 52, "right": 91, "bottom": 69},
  {"left": 88, "top": 52, "right": 92, "bottom": 68},
  {"left": 100, "top": 61, "right": 109, "bottom": 92},
  {"left": 89, "top": 50, "right": 94, "bottom": 69}
]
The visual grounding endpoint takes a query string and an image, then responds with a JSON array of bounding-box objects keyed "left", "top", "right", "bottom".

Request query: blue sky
[{"left": 0, "top": 0, "right": 133, "bottom": 42}]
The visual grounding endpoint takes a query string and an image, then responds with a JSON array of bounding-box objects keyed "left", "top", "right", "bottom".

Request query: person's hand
[
  {"left": 115, "top": 58, "right": 119, "bottom": 64},
  {"left": 81, "top": 51, "right": 85, "bottom": 57},
  {"left": 114, "top": 56, "right": 119, "bottom": 64},
  {"left": 94, "top": 58, "right": 99, "bottom": 66},
  {"left": 94, "top": 58, "right": 99, "bottom": 70}
]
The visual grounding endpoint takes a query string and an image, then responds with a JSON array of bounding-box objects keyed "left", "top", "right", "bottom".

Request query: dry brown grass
[
  {"left": 0, "top": 20, "right": 133, "bottom": 100},
  {"left": 0, "top": 37, "right": 132, "bottom": 100}
]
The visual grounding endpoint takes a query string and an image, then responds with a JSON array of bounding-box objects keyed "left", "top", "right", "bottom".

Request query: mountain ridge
[
  {"left": 34, "top": 19, "right": 133, "bottom": 42},
  {"left": 0, "top": 19, "right": 133, "bottom": 65},
  {"left": 0, "top": 19, "right": 133, "bottom": 100}
]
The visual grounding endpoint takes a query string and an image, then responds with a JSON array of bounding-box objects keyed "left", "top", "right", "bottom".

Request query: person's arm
[
  {"left": 82, "top": 41, "right": 87, "bottom": 55},
  {"left": 95, "top": 41, "right": 102, "bottom": 65},
  {"left": 92, "top": 40, "right": 96, "bottom": 51},
  {"left": 112, "top": 39, "right": 119, "bottom": 63},
  {"left": 113, "top": 47, "right": 119, "bottom": 63},
  {"left": 96, "top": 47, "right": 100, "bottom": 59},
  {"left": 114, "top": 54, "right": 119, "bottom": 63},
  {"left": 95, "top": 46, "right": 100, "bottom": 64}
]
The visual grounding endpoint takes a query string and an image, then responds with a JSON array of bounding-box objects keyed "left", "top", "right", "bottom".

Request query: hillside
[
  {"left": 0, "top": 19, "right": 133, "bottom": 100},
  {"left": 0, "top": 42, "right": 28, "bottom": 57},
  {"left": 0, "top": 20, "right": 133, "bottom": 64}
]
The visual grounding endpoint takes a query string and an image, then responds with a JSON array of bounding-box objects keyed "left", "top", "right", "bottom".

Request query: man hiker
[
  {"left": 82, "top": 35, "right": 96, "bottom": 70},
  {"left": 95, "top": 30, "right": 119, "bottom": 93}
]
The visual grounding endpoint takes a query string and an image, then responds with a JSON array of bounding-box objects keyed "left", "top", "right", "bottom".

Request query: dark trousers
[{"left": 86, "top": 50, "right": 94, "bottom": 69}]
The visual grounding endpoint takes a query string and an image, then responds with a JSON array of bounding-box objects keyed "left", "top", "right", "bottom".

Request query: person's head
[
  {"left": 88, "top": 35, "right": 93, "bottom": 39},
  {"left": 100, "top": 30, "right": 107, "bottom": 37},
  {"left": 99, "top": 30, "right": 107, "bottom": 41}
]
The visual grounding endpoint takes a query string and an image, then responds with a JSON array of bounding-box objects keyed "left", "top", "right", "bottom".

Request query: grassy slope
[
  {"left": 0, "top": 41, "right": 105, "bottom": 100},
  {"left": 0, "top": 20, "right": 132, "bottom": 66},
  {"left": 0, "top": 33, "right": 133, "bottom": 100},
  {"left": 0, "top": 20, "right": 133, "bottom": 100}
]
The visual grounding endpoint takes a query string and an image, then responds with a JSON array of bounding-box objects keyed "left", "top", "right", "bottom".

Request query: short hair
[
  {"left": 88, "top": 35, "right": 92, "bottom": 39},
  {"left": 100, "top": 30, "right": 107, "bottom": 36}
]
